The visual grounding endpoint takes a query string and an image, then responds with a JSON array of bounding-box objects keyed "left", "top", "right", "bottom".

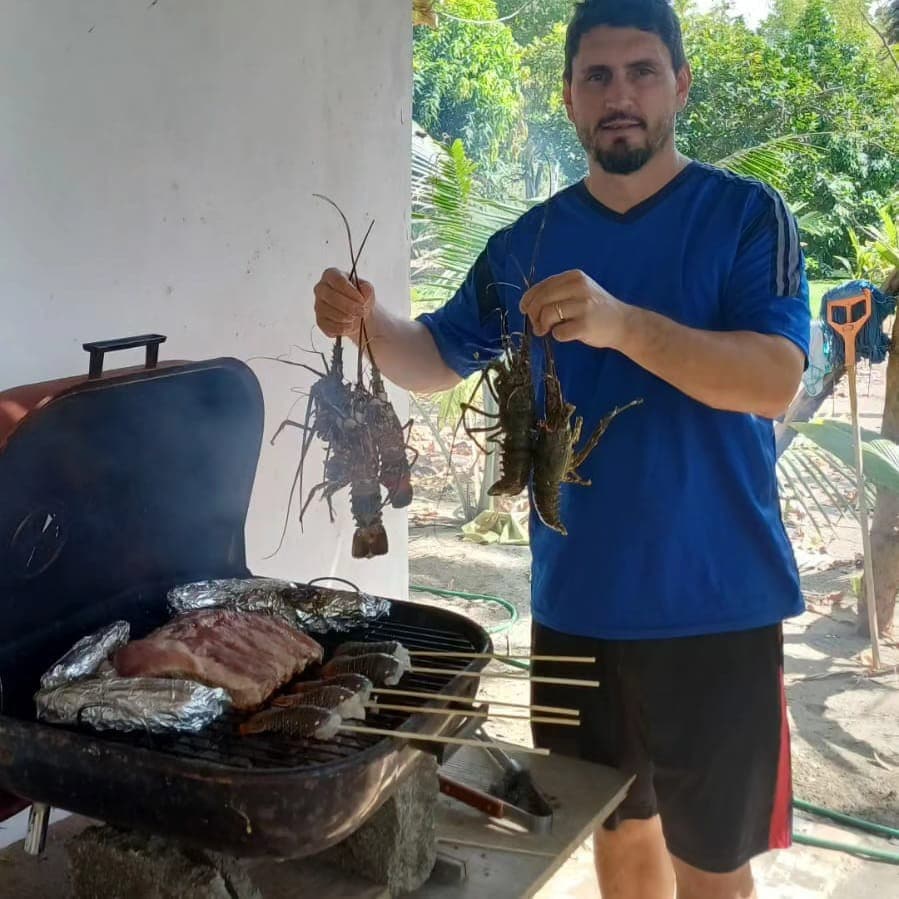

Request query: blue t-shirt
[{"left": 417, "top": 162, "right": 811, "bottom": 640}]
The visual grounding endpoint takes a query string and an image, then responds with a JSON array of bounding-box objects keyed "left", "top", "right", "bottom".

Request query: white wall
[{"left": 0, "top": 0, "right": 412, "bottom": 599}]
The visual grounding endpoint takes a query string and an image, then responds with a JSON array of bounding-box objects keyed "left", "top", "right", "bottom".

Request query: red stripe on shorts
[{"left": 769, "top": 665, "right": 793, "bottom": 850}]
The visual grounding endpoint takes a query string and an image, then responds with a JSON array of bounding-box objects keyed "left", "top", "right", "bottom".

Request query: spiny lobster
[
  {"left": 265, "top": 195, "right": 416, "bottom": 559},
  {"left": 531, "top": 336, "right": 643, "bottom": 536}
]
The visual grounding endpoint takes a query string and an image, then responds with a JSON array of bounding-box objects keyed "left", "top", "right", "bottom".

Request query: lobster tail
[
  {"left": 488, "top": 440, "right": 531, "bottom": 497},
  {"left": 352, "top": 524, "right": 389, "bottom": 558}
]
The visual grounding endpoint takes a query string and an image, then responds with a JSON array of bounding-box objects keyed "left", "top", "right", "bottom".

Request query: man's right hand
[
  {"left": 310, "top": 266, "right": 460, "bottom": 394},
  {"left": 313, "top": 267, "right": 375, "bottom": 339}
]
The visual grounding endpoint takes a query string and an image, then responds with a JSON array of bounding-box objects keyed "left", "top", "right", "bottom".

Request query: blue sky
[{"left": 694, "top": 0, "right": 772, "bottom": 26}]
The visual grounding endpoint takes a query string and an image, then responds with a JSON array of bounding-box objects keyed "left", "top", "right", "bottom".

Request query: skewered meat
[
  {"left": 320, "top": 652, "right": 406, "bottom": 686},
  {"left": 113, "top": 609, "right": 323, "bottom": 710},
  {"left": 333, "top": 640, "right": 411, "bottom": 672},
  {"left": 239, "top": 704, "right": 341, "bottom": 739},
  {"left": 287, "top": 674, "right": 373, "bottom": 701},
  {"left": 271, "top": 684, "right": 366, "bottom": 720}
]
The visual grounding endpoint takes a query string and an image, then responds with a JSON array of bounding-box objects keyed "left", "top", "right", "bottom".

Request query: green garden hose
[
  {"left": 408, "top": 582, "right": 899, "bottom": 863},
  {"left": 409, "top": 584, "right": 518, "bottom": 634},
  {"left": 409, "top": 583, "right": 529, "bottom": 669},
  {"left": 793, "top": 798, "right": 899, "bottom": 841},
  {"left": 793, "top": 834, "right": 899, "bottom": 865}
]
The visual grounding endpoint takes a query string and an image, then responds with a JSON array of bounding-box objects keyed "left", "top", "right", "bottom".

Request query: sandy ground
[{"left": 407, "top": 361, "right": 899, "bottom": 896}]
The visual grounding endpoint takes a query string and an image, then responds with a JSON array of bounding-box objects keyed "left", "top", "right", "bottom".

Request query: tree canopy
[{"left": 412, "top": 0, "right": 899, "bottom": 274}]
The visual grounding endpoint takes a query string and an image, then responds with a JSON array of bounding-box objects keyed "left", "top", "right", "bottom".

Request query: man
[{"left": 313, "top": 1, "right": 809, "bottom": 896}]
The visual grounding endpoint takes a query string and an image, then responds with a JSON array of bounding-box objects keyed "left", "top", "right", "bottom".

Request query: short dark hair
[{"left": 564, "top": 0, "right": 687, "bottom": 81}]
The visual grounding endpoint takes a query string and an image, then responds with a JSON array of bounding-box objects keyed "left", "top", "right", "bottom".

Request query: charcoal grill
[{"left": 0, "top": 336, "right": 491, "bottom": 858}]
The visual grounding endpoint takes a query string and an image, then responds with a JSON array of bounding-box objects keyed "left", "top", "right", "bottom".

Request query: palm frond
[
  {"left": 411, "top": 133, "right": 530, "bottom": 297},
  {"left": 715, "top": 135, "right": 820, "bottom": 193},
  {"left": 777, "top": 435, "right": 873, "bottom": 538},
  {"left": 791, "top": 420, "right": 899, "bottom": 495}
]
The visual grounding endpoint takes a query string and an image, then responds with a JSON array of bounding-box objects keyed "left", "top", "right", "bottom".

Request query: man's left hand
[{"left": 519, "top": 270, "right": 632, "bottom": 350}]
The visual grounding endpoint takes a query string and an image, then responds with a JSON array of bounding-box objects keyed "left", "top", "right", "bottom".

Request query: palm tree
[{"left": 867, "top": 263, "right": 899, "bottom": 638}]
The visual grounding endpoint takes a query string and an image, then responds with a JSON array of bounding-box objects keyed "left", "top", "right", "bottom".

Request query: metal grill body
[
  {"left": 0, "top": 347, "right": 491, "bottom": 858},
  {"left": 0, "top": 598, "right": 491, "bottom": 858}
]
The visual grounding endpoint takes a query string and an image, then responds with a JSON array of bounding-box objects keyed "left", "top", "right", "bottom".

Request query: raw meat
[{"left": 113, "top": 609, "right": 323, "bottom": 709}]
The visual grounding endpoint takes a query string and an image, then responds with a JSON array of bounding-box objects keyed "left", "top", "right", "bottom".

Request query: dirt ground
[{"left": 407, "top": 361, "right": 899, "bottom": 895}]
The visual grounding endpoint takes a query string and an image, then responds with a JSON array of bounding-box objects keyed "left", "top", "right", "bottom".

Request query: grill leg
[{"left": 24, "top": 802, "right": 50, "bottom": 857}]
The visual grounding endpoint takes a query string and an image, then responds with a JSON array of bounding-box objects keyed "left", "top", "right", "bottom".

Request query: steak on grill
[{"left": 112, "top": 609, "right": 323, "bottom": 709}]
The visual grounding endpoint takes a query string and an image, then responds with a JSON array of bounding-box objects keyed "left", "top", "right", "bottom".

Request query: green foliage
[
  {"left": 679, "top": 2, "right": 899, "bottom": 275},
  {"left": 413, "top": 0, "right": 524, "bottom": 162},
  {"left": 519, "top": 23, "right": 584, "bottom": 194},
  {"left": 415, "top": 0, "right": 899, "bottom": 277},
  {"left": 835, "top": 202, "right": 899, "bottom": 282},
  {"left": 678, "top": 13, "right": 803, "bottom": 164},
  {"left": 495, "top": 0, "right": 574, "bottom": 46},
  {"left": 773, "top": 2, "right": 899, "bottom": 272}
]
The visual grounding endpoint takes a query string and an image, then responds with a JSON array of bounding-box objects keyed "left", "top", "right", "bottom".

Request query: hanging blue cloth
[{"left": 820, "top": 279, "right": 895, "bottom": 367}]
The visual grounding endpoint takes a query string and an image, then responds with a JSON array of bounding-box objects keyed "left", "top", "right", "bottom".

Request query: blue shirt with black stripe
[{"left": 418, "top": 162, "right": 811, "bottom": 639}]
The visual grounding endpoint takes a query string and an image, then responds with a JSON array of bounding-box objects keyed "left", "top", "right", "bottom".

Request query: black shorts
[{"left": 530, "top": 620, "right": 792, "bottom": 874}]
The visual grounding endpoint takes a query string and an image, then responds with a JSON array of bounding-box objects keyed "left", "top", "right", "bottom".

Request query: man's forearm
[
  {"left": 618, "top": 306, "right": 803, "bottom": 419},
  {"left": 351, "top": 303, "right": 461, "bottom": 394}
]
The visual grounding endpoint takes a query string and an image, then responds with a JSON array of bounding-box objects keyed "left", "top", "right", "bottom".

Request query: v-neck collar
[{"left": 573, "top": 161, "right": 697, "bottom": 223}]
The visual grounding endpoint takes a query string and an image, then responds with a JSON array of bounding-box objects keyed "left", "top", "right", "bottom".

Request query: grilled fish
[
  {"left": 320, "top": 652, "right": 406, "bottom": 686},
  {"left": 286, "top": 674, "right": 373, "bottom": 701},
  {"left": 271, "top": 684, "right": 366, "bottom": 720},
  {"left": 333, "top": 640, "right": 410, "bottom": 671},
  {"left": 239, "top": 703, "right": 341, "bottom": 739}
]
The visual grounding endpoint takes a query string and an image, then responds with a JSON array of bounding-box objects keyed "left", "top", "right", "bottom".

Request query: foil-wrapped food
[
  {"left": 35, "top": 620, "right": 230, "bottom": 733},
  {"left": 39, "top": 620, "right": 131, "bottom": 690},
  {"left": 167, "top": 577, "right": 390, "bottom": 634},
  {"left": 35, "top": 677, "right": 230, "bottom": 733}
]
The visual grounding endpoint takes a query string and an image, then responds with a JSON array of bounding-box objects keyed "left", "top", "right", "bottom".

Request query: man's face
[{"left": 564, "top": 26, "right": 691, "bottom": 175}]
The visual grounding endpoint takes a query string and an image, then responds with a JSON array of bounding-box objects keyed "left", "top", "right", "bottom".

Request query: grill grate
[{"left": 50, "top": 616, "right": 483, "bottom": 771}]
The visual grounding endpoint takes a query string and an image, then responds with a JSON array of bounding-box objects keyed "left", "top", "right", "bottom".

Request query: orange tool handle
[{"left": 826, "top": 288, "right": 872, "bottom": 368}]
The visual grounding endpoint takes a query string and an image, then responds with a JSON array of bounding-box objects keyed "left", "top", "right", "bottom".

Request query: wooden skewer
[
  {"left": 372, "top": 687, "right": 580, "bottom": 717},
  {"left": 409, "top": 651, "right": 595, "bottom": 664},
  {"left": 365, "top": 702, "right": 579, "bottom": 727},
  {"left": 437, "top": 837, "right": 556, "bottom": 858},
  {"left": 337, "top": 723, "right": 550, "bottom": 756},
  {"left": 410, "top": 666, "right": 599, "bottom": 688}
]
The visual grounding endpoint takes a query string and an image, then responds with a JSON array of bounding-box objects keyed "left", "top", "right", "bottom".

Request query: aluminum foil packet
[
  {"left": 40, "top": 621, "right": 131, "bottom": 691},
  {"left": 35, "top": 677, "right": 230, "bottom": 734},
  {"left": 167, "top": 577, "right": 390, "bottom": 634},
  {"left": 167, "top": 577, "right": 300, "bottom": 627},
  {"left": 293, "top": 586, "right": 391, "bottom": 634}
]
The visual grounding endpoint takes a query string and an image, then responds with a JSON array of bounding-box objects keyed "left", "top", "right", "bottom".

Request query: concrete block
[
  {"left": 320, "top": 754, "right": 439, "bottom": 895},
  {"left": 67, "top": 825, "right": 260, "bottom": 899}
]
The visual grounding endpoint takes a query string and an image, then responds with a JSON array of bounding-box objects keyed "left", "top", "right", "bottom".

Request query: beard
[{"left": 577, "top": 112, "right": 675, "bottom": 175}]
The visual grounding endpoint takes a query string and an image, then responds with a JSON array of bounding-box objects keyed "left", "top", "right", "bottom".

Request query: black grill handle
[{"left": 83, "top": 334, "right": 167, "bottom": 379}]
